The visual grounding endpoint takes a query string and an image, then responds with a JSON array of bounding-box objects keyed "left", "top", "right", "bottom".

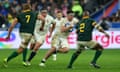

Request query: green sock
[
  {"left": 68, "top": 52, "right": 80, "bottom": 66},
  {"left": 7, "top": 51, "right": 19, "bottom": 62},
  {"left": 92, "top": 50, "right": 102, "bottom": 63},
  {"left": 23, "top": 48, "right": 28, "bottom": 62}
]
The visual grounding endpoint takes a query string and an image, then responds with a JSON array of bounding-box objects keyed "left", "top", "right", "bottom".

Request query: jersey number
[
  {"left": 80, "top": 23, "right": 85, "bottom": 32},
  {"left": 25, "top": 15, "right": 31, "bottom": 23}
]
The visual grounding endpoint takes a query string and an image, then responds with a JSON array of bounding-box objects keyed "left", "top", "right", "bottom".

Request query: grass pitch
[{"left": 0, "top": 49, "right": 120, "bottom": 72}]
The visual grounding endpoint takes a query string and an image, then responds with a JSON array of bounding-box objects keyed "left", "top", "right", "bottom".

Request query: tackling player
[
  {"left": 67, "top": 11, "right": 109, "bottom": 69},
  {"left": 3, "top": 4, "right": 41, "bottom": 67},
  {"left": 39, "top": 11, "right": 79, "bottom": 66},
  {"left": 26, "top": 9, "right": 56, "bottom": 66}
]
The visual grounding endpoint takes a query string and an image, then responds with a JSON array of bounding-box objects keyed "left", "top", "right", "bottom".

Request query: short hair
[
  {"left": 41, "top": 8, "right": 47, "bottom": 13},
  {"left": 56, "top": 10, "right": 62, "bottom": 13},
  {"left": 22, "top": 4, "right": 31, "bottom": 10},
  {"left": 67, "top": 10, "right": 74, "bottom": 14},
  {"left": 67, "top": 10, "right": 74, "bottom": 16},
  {"left": 82, "top": 11, "right": 90, "bottom": 16}
]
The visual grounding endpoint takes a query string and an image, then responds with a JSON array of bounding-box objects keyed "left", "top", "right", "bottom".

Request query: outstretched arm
[
  {"left": 49, "top": 22, "right": 56, "bottom": 37},
  {"left": 6, "top": 18, "right": 18, "bottom": 39},
  {"left": 92, "top": 22, "right": 109, "bottom": 38}
]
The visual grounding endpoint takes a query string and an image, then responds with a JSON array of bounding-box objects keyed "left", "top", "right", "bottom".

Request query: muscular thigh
[
  {"left": 60, "top": 38, "right": 69, "bottom": 48},
  {"left": 77, "top": 40, "right": 98, "bottom": 50},
  {"left": 51, "top": 35, "right": 60, "bottom": 48},
  {"left": 87, "top": 40, "right": 98, "bottom": 48},
  {"left": 34, "top": 32, "right": 46, "bottom": 44},
  {"left": 20, "top": 33, "right": 32, "bottom": 48}
]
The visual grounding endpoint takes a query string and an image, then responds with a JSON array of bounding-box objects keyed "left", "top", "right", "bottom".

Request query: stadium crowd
[
  {"left": 0, "top": 0, "right": 114, "bottom": 28},
  {"left": 107, "top": 9, "right": 120, "bottom": 22}
]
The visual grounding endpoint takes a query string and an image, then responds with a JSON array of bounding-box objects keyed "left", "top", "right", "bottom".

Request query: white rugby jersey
[
  {"left": 34, "top": 14, "right": 54, "bottom": 35},
  {"left": 60, "top": 17, "right": 79, "bottom": 38},
  {"left": 54, "top": 17, "right": 65, "bottom": 34}
]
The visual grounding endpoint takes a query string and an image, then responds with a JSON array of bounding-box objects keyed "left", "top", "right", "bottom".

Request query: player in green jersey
[
  {"left": 67, "top": 11, "right": 109, "bottom": 69},
  {"left": 3, "top": 4, "right": 43, "bottom": 67}
]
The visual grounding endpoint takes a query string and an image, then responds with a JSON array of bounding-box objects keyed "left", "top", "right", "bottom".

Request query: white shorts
[
  {"left": 51, "top": 35, "right": 69, "bottom": 49},
  {"left": 20, "top": 33, "right": 33, "bottom": 48},
  {"left": 34, "top": 32, "right": 46, "bottom": 44}
]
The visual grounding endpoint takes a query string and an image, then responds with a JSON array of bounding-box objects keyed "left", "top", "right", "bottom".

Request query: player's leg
[
  {"left": 52, "top": 50, "right": 57, "bottom": 61},
  {"left": 4, "top": 33, "right": 32, "bottom": 67},
  {"left": 57, "top": 38, "right": 69, "bottom": 53},
  {"left": 22, "top": 48, "right": 28, "bottom": 62},
  {"left": 91, "top": 44, "right": 103, "bottom": 68},
  {"left": 27, "top": 35, "right": 44, "bottom": 65},
  {"left": 51, "top": 35, "right": 58, "bottom": 61},
  {"left": 67, "top": 42, "right": 84, "bottom": 69},
  {"left": 58, "top": 47, "right": 69, "bottom": 53},
  {"left": 30, "top": 43, "right": 36, "bottom": 50},
  {"left": 5, "top": 47, "right": 24, "bottom": 63},
  {"left": 40, "top": 46, "right": 56, "bottom": 66},
  {"left": 39, "top": 37, "right": 59, "bottom": 66},
  {"left": 29, "top": 36, "right": 36, "bottom": 50},
  {"left": 27, "top": 42, "right": 42, "bottom": 63},
  {"left": 88, "top": 41, "right": 103, "bottom": 68},
  {"left": 22, "top": 37, "right": 35, "bottom": 65}
]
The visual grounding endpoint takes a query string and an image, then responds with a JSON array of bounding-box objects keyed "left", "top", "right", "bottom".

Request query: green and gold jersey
[
  {"left": 76, "top": 17, "right": 96, "bottom": 41},
  {"left": 17, "top": 10, "right": 38, "bottom": 34}
]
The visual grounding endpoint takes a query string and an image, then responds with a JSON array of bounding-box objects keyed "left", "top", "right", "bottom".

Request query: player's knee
[
  {"left": 93, "top": 44, "right": 104, "bottom": 51},
  {"left": 51, "top": 46, "right": 56, "bottom": 50},
  {"left": 33, "top": 48, "right": 39, "bottom": 52},
  {"left": 30, "top": 43, "right": 35, "bottom": 50},
  {"left": 63, "top": 48, "right": 69, "bottom": 53},
  {"left": 17, "top": 47, "right": 24, "bottom": 54}
]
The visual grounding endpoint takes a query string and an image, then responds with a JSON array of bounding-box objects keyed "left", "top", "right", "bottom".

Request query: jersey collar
[
  {"left": 22, "top": 9, "right": 31, "bottom": 12},
  {"left": 82, "top": 16, "right": 89, "bottom": 19}
]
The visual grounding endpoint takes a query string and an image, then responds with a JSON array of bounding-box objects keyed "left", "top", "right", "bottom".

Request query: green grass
[{"left": 0, "top": 49, "right": 120, "bottom": 72}]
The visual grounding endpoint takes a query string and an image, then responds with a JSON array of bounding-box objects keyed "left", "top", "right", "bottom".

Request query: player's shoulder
[
  {"left": 55, "top": 17, "right": 64, "bottom": 22},
  {"left": 86, "top": 18, "right": 95, "bottom": 21},
  {"left": 73, "top": 17, "right": 79, "bottom": 22},
  {"left": 46, "top": 14, "right": 54, "bottom": 19},
  {"left": 63, "top": 17, "right": 68, "bottom": 22},
  {"left": 61, "top": 17, "right": 65, "bottom": 21}
]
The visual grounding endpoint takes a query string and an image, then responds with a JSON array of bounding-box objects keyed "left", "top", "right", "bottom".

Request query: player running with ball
[{"left": 39, "top": 11, "right": 79, "bottom": 66}]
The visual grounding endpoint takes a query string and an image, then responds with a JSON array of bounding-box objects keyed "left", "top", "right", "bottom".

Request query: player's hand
[{"left": 5, "top": 35, "right": 10, "bottom": 41}]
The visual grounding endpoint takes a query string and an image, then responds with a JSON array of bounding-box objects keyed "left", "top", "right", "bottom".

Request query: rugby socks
[
  {"left": 41, "top": 59, "right": 46, "bottom": 63},
  {"left": 7, "top": 51, "right": 19, "bottom": 62},
  {"left": 68, "top": 52, "right": 80, "bottom": 67},
  {"left": 53, "top": 51, "right": 57, "bottom": 59},
  {"left": 28, "top": 51, "right": 36, "bottom": 62},
  {"left": 91, "top": 50, "right": 102, "bottom": 63},
  {"left": 53, "top": 50, "right": 57, "bottom": 55},
  {"left": 23, "top": 48, "right": 28, "bottom": 62}
]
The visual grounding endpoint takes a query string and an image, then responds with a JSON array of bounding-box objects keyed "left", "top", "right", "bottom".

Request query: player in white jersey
[
  {"left": 26, "top": 9, "right": 56, "bottom": 66},
  {"left": 39, "top": 11, "right": 79, "bottom": 66}
]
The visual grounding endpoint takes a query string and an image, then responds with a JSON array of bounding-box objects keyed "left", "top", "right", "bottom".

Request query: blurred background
[
  {"left": 0, "top": 0, "right": 119, "bottom": 29},
  {"left": 0, "top": 0, "right": 120, "bottom": 49}
]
